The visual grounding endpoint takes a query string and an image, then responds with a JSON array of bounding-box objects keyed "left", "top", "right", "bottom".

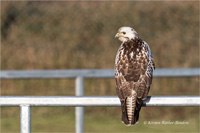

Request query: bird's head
[{"left": 115, "top": 27, "right": 138, "bottom": 42}]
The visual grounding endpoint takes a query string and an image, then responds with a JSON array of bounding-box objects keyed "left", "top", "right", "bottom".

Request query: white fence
[{"left": 0, "top": 68, "right": 200, "bottom": 133}]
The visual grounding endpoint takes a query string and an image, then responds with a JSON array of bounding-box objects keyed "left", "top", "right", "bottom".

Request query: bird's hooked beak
[{"left": 115, "top": 32, "right": 120, "bottom": 38}]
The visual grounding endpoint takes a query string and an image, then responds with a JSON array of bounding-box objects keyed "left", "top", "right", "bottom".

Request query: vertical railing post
[
  {"left": 75, "top": 76, "right": 84, "bottom": 133},
  {"left": 20, "top": 105, "right": 31, "bottom": 133}
]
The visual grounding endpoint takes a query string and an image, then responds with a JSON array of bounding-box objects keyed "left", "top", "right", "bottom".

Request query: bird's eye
[{"left": 122, "top": 32, "right": 126, "bottom": 34}]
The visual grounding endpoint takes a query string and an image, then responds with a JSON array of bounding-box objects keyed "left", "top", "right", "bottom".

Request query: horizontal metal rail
[
  {"left": 0, "top": 68, "right": 199, "bottom": 79},
  {"left": 0, "top": 96, "right": 200, "bottom": 107},
  {"left": 1, "top": 68, "right": 199, "bottom": 133}
]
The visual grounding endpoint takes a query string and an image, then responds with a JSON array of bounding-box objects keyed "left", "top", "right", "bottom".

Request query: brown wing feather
[{"left": 115, "top": 39, "right": 154, "bottom": 125}]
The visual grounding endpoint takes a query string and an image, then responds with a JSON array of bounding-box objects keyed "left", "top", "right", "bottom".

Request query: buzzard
[{"left": 114, "top": 27, "right": 155, "bottom": 126}]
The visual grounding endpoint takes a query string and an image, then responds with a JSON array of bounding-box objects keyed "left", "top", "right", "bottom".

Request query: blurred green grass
[
  {"left": 1, "top": 106, "right": 199, "bottom": 132},
  {"left": 1, "top": 1, "right": 199, "bottom": 133}
]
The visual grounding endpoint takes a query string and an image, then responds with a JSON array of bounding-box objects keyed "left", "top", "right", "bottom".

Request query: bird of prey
[{"left": 114, "top": 27, "right": 155, "bottom": 126}]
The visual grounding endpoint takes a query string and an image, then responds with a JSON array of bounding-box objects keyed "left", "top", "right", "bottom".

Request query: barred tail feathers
[{"left": 121, "top": 91, "right": 140, "bottom": 126}]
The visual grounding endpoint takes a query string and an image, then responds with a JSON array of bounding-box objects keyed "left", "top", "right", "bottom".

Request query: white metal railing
[
  {"left": 0, "top": 68, "right": 200, "bottom": 133},
  {"left": 1, "top": 96, "right": 200, "bottom": 107},
  {"left": 1, "top": 68, "right": 200, "bottom": 79},
  {"left": 0, "top": 96, "right": 200, "bottom": 133}
]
